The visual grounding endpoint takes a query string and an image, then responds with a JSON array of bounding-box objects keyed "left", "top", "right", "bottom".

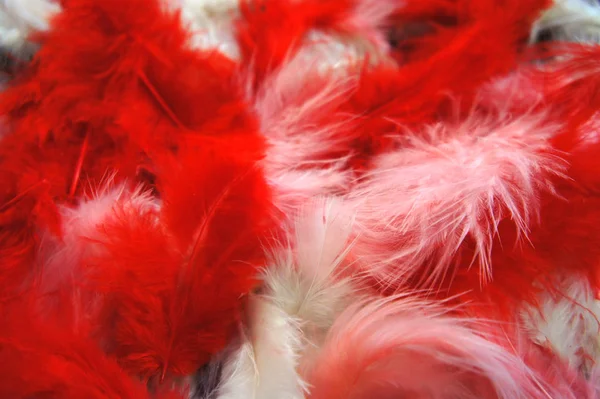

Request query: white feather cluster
[{"left": 215, "top": 198, "right": 359, "bottom": 399}]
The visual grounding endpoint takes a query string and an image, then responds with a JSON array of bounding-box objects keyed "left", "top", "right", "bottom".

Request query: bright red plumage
[
  {"left": 0, "top": 290, "right": 185, "bottom": 399},
  {"left": 87, "top": 139, "right": 274, "bottom": 385}
]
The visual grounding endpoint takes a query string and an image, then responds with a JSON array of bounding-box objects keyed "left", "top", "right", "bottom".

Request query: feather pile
[{"left": 1, "top": 0, "right": 600, "bottom": 397}]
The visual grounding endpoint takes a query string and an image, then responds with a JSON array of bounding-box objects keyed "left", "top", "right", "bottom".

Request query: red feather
[
  {"left": 87, "top": 139, "right": 274, "bottom": 385},
  {"left": 442, "top": 136, "right": 600, "bottom": 318},
  {"left": 0, "top": 291, "right": 186, "bottom": 399},
  {"left": 0, "top": 0, "right": 256, "bottom": 297}
]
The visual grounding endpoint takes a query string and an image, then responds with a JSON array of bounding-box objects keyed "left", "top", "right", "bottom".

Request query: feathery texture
[
  {"left": 87, "top": 142, "right": 273, "bottom": 385},
  {"left": 1, "top": 0, "right": 599, "bottom": 397},
  {"left": 216, "top": 198, "right": 358, "bottom": 398},
  {"left": 0, "top": 0, "right": 60, "bottom": 57},
  {"left": 0, "top": 291, "right": 185, "bottom": 399},
  {"left": 350, "top": 110, "right": 565, "bottom": 289},
  {"left": 0, "top": 0, "right": 254, "bottom": 298},
  {"left": 39, "top": 182, "right": 159, "bottom": 294},
  {"left": 305, "top": 296, "right": 550, "bottom": 399},
  {"left": 521, "top": 273, "right": 600, "bottom": 377},
  {"left": 532, "top": 0, "right": 600, "bottom": 43},
  {"left": 179, "top": 0, "right": 240, "bottom": 59},
  {"left": 236, "top": 0, "right": 398, "bottom": 88}
]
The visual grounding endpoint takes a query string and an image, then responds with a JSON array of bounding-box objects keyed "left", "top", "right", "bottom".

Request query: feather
[
  {"left": 178, "top": 0, "right": 240, "bottom": 59},
  {"left": 0, "top": 0, "right": 254, "bottom": 299},
  {"left": 236, "top": 0, "right": 398, "bottom": 87},
  {"left": 190, "top": 354, "right": 224, "bottom": 399},
  {"left": 0, "top": 0, "right": 249, "bottom": 201},
  {"left": 517, "top": 319, "right": 600, "bottom": 399},
  {"left": 521, "top": 273, "right": 600, "bottom": 377},
  {"left": 526, "top": 44, "right": 600, "bottom": 151},
  {"left": 531, "top": 0, "right": 600, "bottom": 44},
  {"left": 363, "top": 0, "right": 549, "bottom": 120},
  {"left": 445, "top": 131, "right": 600, "bottom": 314},
  {"left": 216, "top": 337, "right": 257, "bottom": 399},
  {"left": 88, "top": 141, "right": 274, "bottom": 385},
  {"left": 216, "top": 198, "right": 359, "bottom": 398},
  {"left": 349, "top": 109, "right": 566, "bottom": 289},
  {"left": 218, "top": 296, "right": 306, "bottom": 399},
  {"left": 0, "top": 291, "right": 186, "bottom": 399},
  {"left": 251, "top": 48, "right": 357, "bottom": 212},
  {"left": 0, "top": 0, "right": 60, "bottom": 58},
  {"left": 305, "top": 296, "right": 553, "bottom": 399},
  {"left": 39, "top": 181, "right": 159, "bottom": 294}
]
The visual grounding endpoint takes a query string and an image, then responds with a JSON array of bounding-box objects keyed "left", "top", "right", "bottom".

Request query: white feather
[
  {"left": 216, "top": 337, "right": 258, "bottom": 399},
  {"left": 0, "top": 0, "right": 60, "bottom": 57},
  {"left": 532, "top": 0, "right": 600, "bottom": 43},
  {"left": 217, "top": 198, "right": 359, "bottom": 398},
  {"left": 521, "top": 273, "right": 600, "bottom": 377},
  {"left": 178, "top": 0, "right": 240, "bottom": 59}
]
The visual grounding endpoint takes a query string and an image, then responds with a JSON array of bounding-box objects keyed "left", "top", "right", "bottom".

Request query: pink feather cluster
[{"left": 1, "top": 0, "right": 600, "bottom": 398}]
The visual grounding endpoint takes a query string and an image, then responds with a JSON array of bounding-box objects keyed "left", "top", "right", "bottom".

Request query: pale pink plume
[
  {"left": 251, "top": 50, "right": 356, "bottom": 214},
  {"left": 250, "top": 0, "right": 399, "bottom": 214},
  {"left": 349, "top": 110, "right": 567, "bottom": 289},
  {"left": 217, "top": 198, "right": 359, "bottom": 398},
  {"left": 305, "top": 296, "right": 554, "bottom": 399}
]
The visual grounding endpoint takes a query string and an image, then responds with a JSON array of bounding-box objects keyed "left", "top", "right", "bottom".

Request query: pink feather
[
  {"left": 305, "top": 296, "right": 554, "bottom": 399},
  {"left": 348, "top": 109, "right": 566, "bottom": 289}
]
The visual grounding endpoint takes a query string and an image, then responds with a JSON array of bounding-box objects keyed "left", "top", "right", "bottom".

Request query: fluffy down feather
[
  {"left": 305, "top": 296, "right": 552, "bottom": 399},
  {"left": 527, "top": 44, "right": 600, "bottom": 149},
  {"left": 251, "top": 48, "right": 357, "bottom": 212},
  {"left": 217, "top": 298, "right": 305, "bottom": 399},
  {"left": 531, "top": 0, "right": 600, "bottom": 44},
  {"left": 216, "top": 198, "right": 359, "bottom": 399},
  {"left": 86, "top": 141, "right": 274, "bottom": 385},
  {"left": 516, "top": 320, "right": 600, "bottom": 399},
  {"left": 39, "top": 181, "right": 159, "bottom": 294},
  {"left": 215, "top": 337, "right": 256, "bottom": 399},
  {"left": 443, "top": 122, "right": 600, "bottom": 314},
  {"left": 0, "top": 0, "right": 60, "bottom": 57},
  {"left": 178, "top": 0, "right": 240, "bottom": 59},
  {"left": 0, "top": 292, "right": 185, "bottom": 399},
  {"left": 521, "top": 273, "right": 600, "bottom": 377},
  {"left": 0, "top": 0, "right": 250, "bottom": 200},
  {"left": 349, "top": 110, "right": 565, "bottom": 289},
  {"left": 236, "top": 0, "right": 398, "bottom": 88},
  {"left": 0, "top": 0, "right": 254, "bottom": 296}
]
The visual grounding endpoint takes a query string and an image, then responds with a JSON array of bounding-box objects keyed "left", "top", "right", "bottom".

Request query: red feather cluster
[
  {"left": 2, "top": 0, "right": 600, "bottom": 397},
  {"left": 0, "top": 0, "right": 273, "bottom": 396}
]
